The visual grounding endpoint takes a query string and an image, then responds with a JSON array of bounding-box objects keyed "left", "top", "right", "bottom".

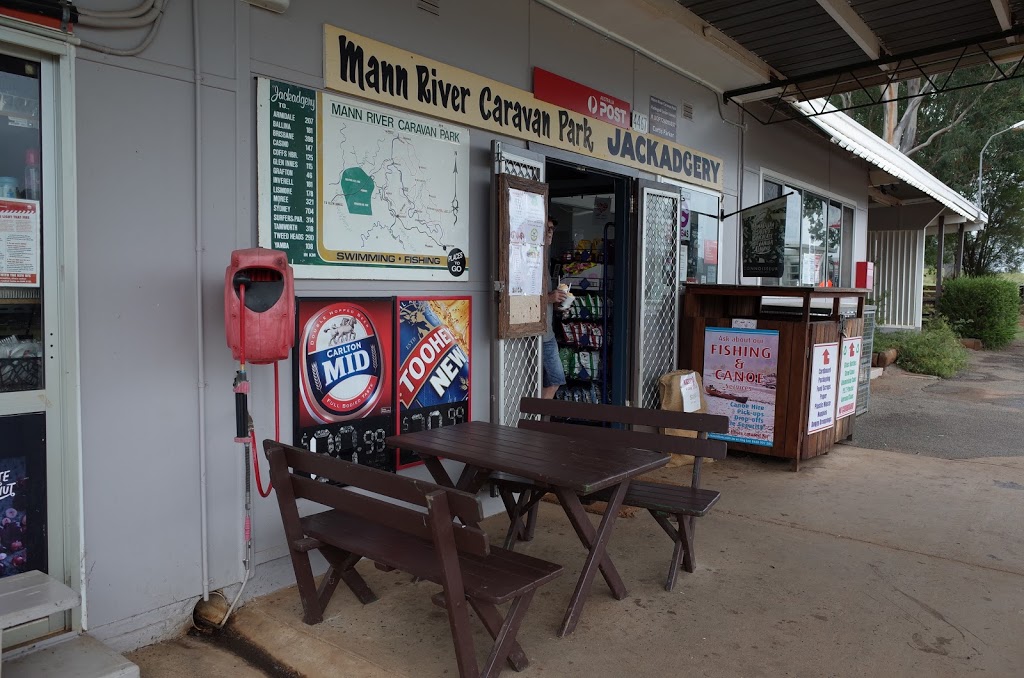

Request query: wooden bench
[
  {"left": 266, "top": 440, "right": 563, "bottom": 678},
  {"left": 491, "top": 398, "right": 728, "bottom": 592}
]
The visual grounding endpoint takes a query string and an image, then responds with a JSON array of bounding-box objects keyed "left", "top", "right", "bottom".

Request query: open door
[
  {"left": 491, "top": 142, "right": 546, "bottom": 426},
  {"left": 631, "top": 179, "right": 682, "bottom": 410}
]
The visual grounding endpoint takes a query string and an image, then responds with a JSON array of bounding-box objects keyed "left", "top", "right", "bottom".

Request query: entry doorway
[
  {"left": 0, "top": 30, "right": 80, "bottom": 646},
  {"left": 545, "top": 160, "right": 631, "bottom": 406}
]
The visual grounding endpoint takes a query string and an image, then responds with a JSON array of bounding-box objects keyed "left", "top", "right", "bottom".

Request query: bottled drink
[{"left": 24, "top": 149, "right": 40, "bottom": 201}]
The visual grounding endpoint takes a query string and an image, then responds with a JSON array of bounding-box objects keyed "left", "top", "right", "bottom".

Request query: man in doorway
[{"left": 542, "top": 217, "right": 567, "bottom": 399}]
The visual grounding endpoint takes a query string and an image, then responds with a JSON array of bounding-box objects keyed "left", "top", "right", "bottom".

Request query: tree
[{"left": 839, "top": 65, "right": 1024, "bottom": 274}]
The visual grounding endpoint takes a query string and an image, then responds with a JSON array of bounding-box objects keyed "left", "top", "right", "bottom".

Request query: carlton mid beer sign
[
  {"left": 294, "top": 298, "right": 396, "bottom": 472},
  {"left": 323, "top": 25, "right": 724, "bottom": 191},
  {"left": 299, "top": 301, "right": 387, "bottom": 421}
]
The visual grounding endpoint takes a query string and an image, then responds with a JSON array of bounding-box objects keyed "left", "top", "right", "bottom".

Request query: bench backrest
[
  {"left": 265, "top": 440, "right": 489, "bottom": 557},
  {"left": 518, "top": 398, "right": 729, "bottom": 488}
]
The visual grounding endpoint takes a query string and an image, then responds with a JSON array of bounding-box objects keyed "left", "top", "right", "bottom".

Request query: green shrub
[
  {"left": 872, "top": 330, "right": 905, "bottom": 353},
  {"left": 872, "top": 318, "right": 968, "bottom": 378},
  {"left": 938, "top": 276, "right": 1021, "bottom": 349}
]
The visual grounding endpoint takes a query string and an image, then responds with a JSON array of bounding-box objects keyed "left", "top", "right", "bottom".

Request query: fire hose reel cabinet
[{"left": 224, "top": 248, "right": 295, "bottom": 364}]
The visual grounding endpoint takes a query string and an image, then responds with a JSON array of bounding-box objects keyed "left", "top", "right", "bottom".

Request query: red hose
[
  {"left": 239, "top": 282, "right": 273, "bottom": 497},
  {"left": 250, "top": 430, "right": 273, "bottom": 498}
]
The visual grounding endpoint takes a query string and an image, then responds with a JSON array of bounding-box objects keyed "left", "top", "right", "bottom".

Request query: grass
[{"left": 873, "top": 317, "right": 969, "bottom": 378}]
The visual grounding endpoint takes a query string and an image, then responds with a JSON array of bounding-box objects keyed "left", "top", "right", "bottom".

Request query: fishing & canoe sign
[{"left": 702, "top": 327, "right": 779, "bottom": 447}]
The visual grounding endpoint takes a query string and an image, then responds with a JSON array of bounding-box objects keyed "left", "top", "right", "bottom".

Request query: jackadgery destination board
[{"left": 258, "top": 78, "right": 471, "bottom": 281}]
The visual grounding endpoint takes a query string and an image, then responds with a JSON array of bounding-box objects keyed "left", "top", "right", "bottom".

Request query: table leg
[
  {"left": 422, "top": 456, "right": 456, "bottom": 487},
  {"left": 554, "top": 482, "right": 630, "bottom": 637}
]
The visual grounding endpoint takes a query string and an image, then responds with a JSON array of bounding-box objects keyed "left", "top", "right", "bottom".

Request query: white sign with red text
[{"left": 808, "top": 342, "right": 839, "bottom": 433}]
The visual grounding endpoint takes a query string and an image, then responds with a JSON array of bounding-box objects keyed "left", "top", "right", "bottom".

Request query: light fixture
[{"left": 247, "top": 0, "right": 290, "bottom": 13}]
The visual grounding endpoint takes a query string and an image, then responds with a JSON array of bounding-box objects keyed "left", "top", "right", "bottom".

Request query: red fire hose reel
[{"left": 224, "top": 248, "right": 295, "bottom": 497}]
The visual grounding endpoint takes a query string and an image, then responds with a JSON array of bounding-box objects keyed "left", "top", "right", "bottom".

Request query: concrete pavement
[
  {"left": 181, "top": 446, "right": 1024, "bottom": 677},
  {"left": 854, "top": 340, "right": 1024, "bottom": 459}
]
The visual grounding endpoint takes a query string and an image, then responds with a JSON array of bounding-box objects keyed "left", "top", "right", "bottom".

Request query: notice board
[{"left": 497, "top": 174, "right": 548, "bottom": 338}]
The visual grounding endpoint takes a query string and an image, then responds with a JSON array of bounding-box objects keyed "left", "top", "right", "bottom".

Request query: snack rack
[{"left": 551, "top": 229, "right": 613, "bottom": 405}]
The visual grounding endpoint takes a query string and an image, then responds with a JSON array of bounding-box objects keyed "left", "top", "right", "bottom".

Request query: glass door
[{"left": 0, "top": 45, "right": 68, "bottom": 645}]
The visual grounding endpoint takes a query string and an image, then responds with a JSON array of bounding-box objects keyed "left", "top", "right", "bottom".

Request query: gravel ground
[{"left": 851, "top": 338, "right": 1024, "bottom": 458}]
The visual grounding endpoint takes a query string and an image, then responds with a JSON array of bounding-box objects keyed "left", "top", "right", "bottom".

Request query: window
[
  {"left": 680, "top": 187, "right": 720, "bottom": 284},
  {"left": 0, "top": 53, "right": 43, "bottom": 393},
  {"left": 763, "top": 176, "right": 853, "bottom": 287}
]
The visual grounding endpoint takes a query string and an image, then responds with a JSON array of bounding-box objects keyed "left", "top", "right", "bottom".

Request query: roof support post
[
  {"left": 935, "top": 215, "right": 946, "bottom": 302},
  {"left": 954, "top": 224, "right": 965, "bottom": 278}
]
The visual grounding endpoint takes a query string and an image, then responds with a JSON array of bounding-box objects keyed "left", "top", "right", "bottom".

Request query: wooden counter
[{"left": 679, "top": 285, "right": 870, "bottom": 470}]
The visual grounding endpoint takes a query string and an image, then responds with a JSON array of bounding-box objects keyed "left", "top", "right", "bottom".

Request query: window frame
[{"left": 759, "top": 169, "right": 858, "bottom": 287}]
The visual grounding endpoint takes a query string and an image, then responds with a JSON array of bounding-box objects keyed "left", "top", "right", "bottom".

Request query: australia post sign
[{"left": 533, "top": 68, "right": 630, "bottom": 128}]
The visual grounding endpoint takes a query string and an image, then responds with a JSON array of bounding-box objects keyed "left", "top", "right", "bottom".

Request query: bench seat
[
  {"left": 589, "top": 482, "right": 720, "bottom": 517},
  {"left": 302, "top": 510, "right": 562, "bottom": 604}
]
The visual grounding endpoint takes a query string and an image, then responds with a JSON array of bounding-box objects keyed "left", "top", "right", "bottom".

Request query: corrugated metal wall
[{"left": 869, "top": 229, "right": 924, "bottom": 328}]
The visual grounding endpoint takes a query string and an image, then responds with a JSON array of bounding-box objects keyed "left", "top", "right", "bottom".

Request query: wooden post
[
  {"left": 954, "top": 224, "right": 965, "bottom": 277},
  {"left": 935, "top": 215, "right": 946, "bottom": 300}
]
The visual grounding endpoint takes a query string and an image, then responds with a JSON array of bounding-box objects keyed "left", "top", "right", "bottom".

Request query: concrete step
[
  {"left": 0, "top": 571, "right": 79, "bottom": 630},
  {"left": 4, "top": 634, "right": 139, "bottom": 678}
]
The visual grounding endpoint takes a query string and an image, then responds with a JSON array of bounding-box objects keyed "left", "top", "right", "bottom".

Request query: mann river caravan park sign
[
  {"left": 257, "top": 79, "right": 470, "bottom": 280},
  {"left": 322, "top": 25, "right": 725, "bottom": 191}
]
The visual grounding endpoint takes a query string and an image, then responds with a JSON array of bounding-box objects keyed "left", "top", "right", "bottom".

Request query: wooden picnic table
[{"left": 387, "top": 420, "right": 669, "bottom": 637}]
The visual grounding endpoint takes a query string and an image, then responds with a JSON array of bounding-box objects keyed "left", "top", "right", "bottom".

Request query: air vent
[
  {"left": 682, "top": 102, "right": 694, "bottom": 120},
  {"left": 418, "top": 0, "right": 440, "bottom": 16}
]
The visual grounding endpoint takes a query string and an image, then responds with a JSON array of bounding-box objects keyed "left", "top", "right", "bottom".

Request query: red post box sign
[
  {"left": 855, "top": 261, "right": 874, "bottom": 290},
  {"left": 224, "top": 248, "right": 295, "bottom": 364}
]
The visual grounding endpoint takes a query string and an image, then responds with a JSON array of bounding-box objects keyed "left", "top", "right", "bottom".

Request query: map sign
[{"left": 258, "top": 78, "right": 470, "bottom": 280}]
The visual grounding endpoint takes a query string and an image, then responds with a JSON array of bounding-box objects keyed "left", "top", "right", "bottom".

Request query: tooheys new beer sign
[
  {"left": 398, "top": 326, "right": 468, "bottom": 408},
  {"left": 322, "top": 25, "right": 724, "bottom": 191}
]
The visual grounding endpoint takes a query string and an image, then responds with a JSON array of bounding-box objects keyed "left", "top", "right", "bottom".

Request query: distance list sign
[
  {"left": 808, "top": 342, "right": 839, "bottom": 434},
  {"left": 258, "top": 78, "right": 470, "bottom": 281},
  {"left": 702, "top": 328, "right": 779, "bottom": 447}
]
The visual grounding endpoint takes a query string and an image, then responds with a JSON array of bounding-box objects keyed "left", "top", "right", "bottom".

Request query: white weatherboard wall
[
  {"left": 69, "top": 0, "right": 872, "bottom": 648},
  {"left": 869, "top": 229, "right": 926, "bottom": 329}
]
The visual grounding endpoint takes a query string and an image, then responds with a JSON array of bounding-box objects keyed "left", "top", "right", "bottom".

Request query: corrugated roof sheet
[
  {"left": 850, "top": 0, "right": 1003, "bottom": 53},
  {"left": 792, "top": 99, "right": 986, "bottom": 223}
]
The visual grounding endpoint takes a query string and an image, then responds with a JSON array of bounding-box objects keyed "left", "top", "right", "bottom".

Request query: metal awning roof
[
  {"left": 671, "top": 0, "right": 1024, "bottom": 121},
  {"left": 792, "top": 99, "right": 987, "bottom": 224}
]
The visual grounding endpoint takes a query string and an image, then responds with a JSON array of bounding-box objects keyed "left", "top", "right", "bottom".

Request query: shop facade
[{"left": 0, "top": 0, "right": 883, "bottom": 652}]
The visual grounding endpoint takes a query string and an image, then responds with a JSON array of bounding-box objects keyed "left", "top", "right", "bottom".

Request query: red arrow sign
[{"left": 823, "top": 349, "right": 831, "bottom": 365}]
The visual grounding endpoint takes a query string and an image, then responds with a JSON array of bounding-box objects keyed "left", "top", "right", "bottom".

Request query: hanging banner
[
  {"left": 740, "top": 195, "right": 787, "bottom": 278},
  {"left": 323, "top": 25, "right": 725, "bottom": 190},
  {"left": 702, "top": 328, "right": 779, "bottom": 447},
  {"left": 257, "top": 79, "right": 471, "bottom": 280},
  {"left": 395, "top": 297, "right": 472, "bottom": 469},
  {"left": 808, "top": 342, "right": 839, "bottom": 434},
  {"left": 294, "top": 297, "right": 396, "bottom": 473},
  {"left": 0, "top": 199, "right": 41, "bottom": 287},
  {"left": 837, "top": 336, "right": 862, "bottom": 420},
  {"left": 0, "top": 413, "right": 47, "bottom": 578}
]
